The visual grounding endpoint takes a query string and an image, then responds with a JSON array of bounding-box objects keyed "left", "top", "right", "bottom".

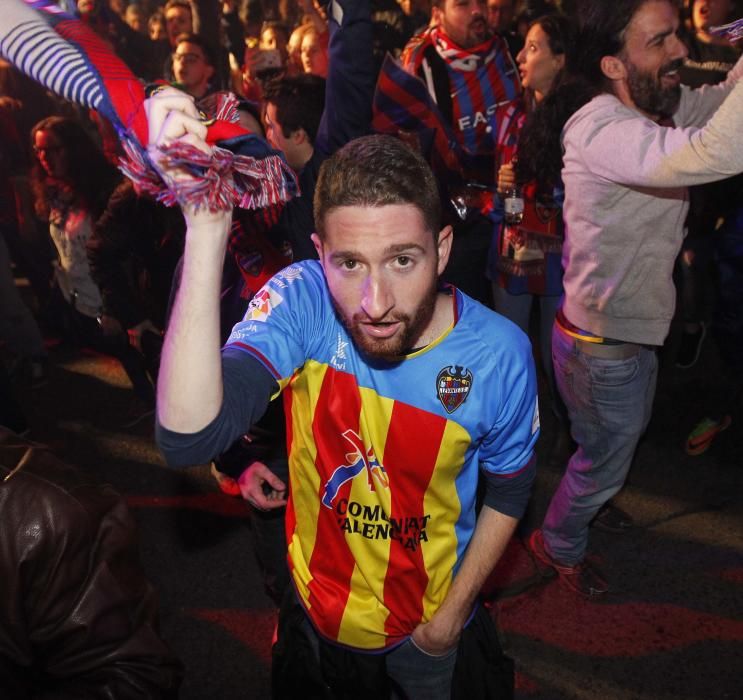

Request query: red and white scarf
[{"left": 430, "top": 25, "right": 498, "bottom": 72}]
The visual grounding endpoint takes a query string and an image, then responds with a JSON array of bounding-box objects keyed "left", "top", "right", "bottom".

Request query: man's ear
[
  {"left": 600, "top": 55, "right": 627, "bottom": 81},
  {"left": 311, "top": 232, "right": 324, "bottom": 264},
  {"left": 436, "top": 225, "right": 453, "bottom": 276},
  {"left": 290, "top": 127, "right": 309, "bottom": 145}
]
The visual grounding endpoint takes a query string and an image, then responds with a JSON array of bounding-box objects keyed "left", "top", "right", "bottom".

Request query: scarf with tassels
[{"left": 0, "top": 0, "right": 298, "bottom": 213}]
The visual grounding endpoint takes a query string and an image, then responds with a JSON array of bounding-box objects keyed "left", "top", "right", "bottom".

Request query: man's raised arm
[{"left": 147, "top": 90, "right": 232, "bottom": 434}]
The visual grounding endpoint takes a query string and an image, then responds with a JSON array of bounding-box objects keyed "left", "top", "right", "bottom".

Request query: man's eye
[
  {"left": 396, "top": 255, "right": 412, "bottom": 267},
  {"left": 342, "top": 260, "right": 358, "bottom": 270}
]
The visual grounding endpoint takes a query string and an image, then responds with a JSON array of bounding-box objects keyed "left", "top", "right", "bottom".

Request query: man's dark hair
[
  {"left": 571, "top": 0, "right": 650, "bottom": 87},
  {"left": 516, "top": 0, "right": 651, "bottom": 187},
  {"left": 314, "top": 134, "right": 441, "bottom": 239},
  {"left": 173, "top": 32, "right": 216, "bottom": 67},
  {"left": 260, "top": 20, "right": 290, "bottom": 45},
  {"left": 516, "top": 0, "right": 556, "bottom": 27},
  {"left": 164, "top": 0, "right": 192, "bottom": 15},
  {"left": 262, "top": 74, "right": 326, "bottom": 144}
]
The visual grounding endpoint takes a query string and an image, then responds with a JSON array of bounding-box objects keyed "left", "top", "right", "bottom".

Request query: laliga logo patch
[
  {"left": 436, "top": 365, "right": 473, "bottom": 414},
  {"left": 245, "top": 286, "right": 283, "bottom": 322}
]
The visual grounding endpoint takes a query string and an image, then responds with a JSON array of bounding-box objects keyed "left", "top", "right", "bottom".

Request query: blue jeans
[
  {"left": 543, "top": 323, "right": 658, "bottom": 564},
  {"left": 387, "top": 637, "right": 457, "bottom": 700},
  {"left": 296, "top": 614, "right": 457, "bottom": 699},
  {"left": 492, "top": 284, "right": 566, "bottom": 422},
  {"left": 491, "top": 284, "right": 560, "bottom": 387}
]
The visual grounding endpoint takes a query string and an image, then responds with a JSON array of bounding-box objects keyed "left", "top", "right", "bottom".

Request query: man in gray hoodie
[{"left": 526, "top": 0, "right": 743, "bottom": 597}]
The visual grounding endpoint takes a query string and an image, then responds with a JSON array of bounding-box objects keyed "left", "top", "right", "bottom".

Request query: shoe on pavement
[
  {"left": 527, "top": 529, "right": 609, "bottom": 598},
  {"left": 591, "top": 501, "right": 634, "bottom": 534},
  {"left": 675, "top": 323, "right": 706, "bottom": 369},
  {"left": 685, "top": 415, "right": 732, "bottom": 456}
]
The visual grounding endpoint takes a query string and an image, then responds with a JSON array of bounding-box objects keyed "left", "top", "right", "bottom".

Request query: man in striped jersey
[
  {"left": 378, "top": 0, "right": 521, "bottom": 306},
  {"left": 154, "top": 123, "right": 538, "bottom": 696}
]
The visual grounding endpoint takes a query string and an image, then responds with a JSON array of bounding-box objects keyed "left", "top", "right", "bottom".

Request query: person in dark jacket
[
  {"left": 0, "top": 430, "right": 182, "bottom": 698},
  {"left": 89, "top": 180, "right": 185, "bottom": 386}
]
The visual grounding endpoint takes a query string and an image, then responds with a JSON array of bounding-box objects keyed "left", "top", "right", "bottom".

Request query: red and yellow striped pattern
[{"left": 284, "top": 361, "right": 470, "bottom": 650}]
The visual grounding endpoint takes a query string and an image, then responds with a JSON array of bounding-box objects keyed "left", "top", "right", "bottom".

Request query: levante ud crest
[{"left": 436, "top": 365, "right": 473, "bottom": 414}]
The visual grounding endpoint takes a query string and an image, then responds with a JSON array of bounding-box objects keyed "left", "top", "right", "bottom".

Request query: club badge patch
[
  {"left": 436, "top": 366, "right": 473, "bottom": 414},
  {"left": 535, "top": 199, "right": 559, "bottom": 224}
]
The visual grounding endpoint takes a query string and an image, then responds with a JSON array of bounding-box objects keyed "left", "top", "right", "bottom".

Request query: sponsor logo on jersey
[
  {"left": 245, "top": 286, "right": 284, "bottom": 322},
  {"left": 228, "top": 324, "right": 258, "bottom": 341},
  {"left": 436, "top": 365, "right": 473, "bottom": 413},
  {"left": 321, "top": 429, "right": 389, "bottom": 509},
  {"left": 330, "top": 333, "right": 349, "bottom": 370}
]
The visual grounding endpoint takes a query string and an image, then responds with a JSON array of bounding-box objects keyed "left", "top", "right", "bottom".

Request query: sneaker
[
  {"left": 527, "top": 529, "right": 609, "bottom": 598},
  {"left": 591, "top": 501, "right": 634, "bottom": 534},
  {"left": 675, "top": 323, "right": 706, "bottom": 369},
  {"left": 685, "top": 415, "right": 732, "bottom": 456}
]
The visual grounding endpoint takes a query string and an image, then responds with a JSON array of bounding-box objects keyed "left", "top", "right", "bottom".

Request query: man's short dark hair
[
  {"left": 262, "top": 74, "right": 326, "bottom": 144},
  {"left": 573, "top": 0, "right": 650, "bottom": 86},
  {"left": 165, "top": 0, "right": 192, "bottom": 15},
  {"left": 174, "top": 33, "right": 216, "bottom": 67},
  {"left": 314, "top": 134, "right": 441, "bottom": 239}
]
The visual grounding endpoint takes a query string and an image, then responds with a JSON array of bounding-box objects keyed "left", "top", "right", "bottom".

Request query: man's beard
[
  {"left": 625, "top": 58, "right": 683, "bottom": 119},
  {"left": 468, "top": 15, "right": 489, "bottom": 45},
  {"left": 331, "top": 279, "right": 439, "bottom": 362}
]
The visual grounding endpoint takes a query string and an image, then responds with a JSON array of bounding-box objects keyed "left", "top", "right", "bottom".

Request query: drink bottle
[{"left": 504, "top": 186, "right": 524, "bottom": 225}]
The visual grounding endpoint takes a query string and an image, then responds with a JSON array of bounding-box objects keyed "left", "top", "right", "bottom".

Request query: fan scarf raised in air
[{"left": 0, "top": 0, "right": 298, "bottom": 212}]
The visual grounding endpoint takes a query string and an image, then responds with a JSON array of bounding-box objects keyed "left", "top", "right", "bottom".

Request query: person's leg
[
  {"left": 248, "top": 455, "right": 290, "bottom": 607},
  {"left": 543, "top": 324, "right": 657, "bottom": 565},
  {"left": 538, "top": 295, "right": 565, "bottom": 417},
  {"left": 0, "top": 359, "right": 28, "bottom": 434},
  {"left": 676, "top": 232, "right": 713, "bottom": 368},
  {"left": 0, "top": 234, "right": 46, "bottom": 360},
  {"left": 75, "top": 311, "right": 155, "bottom": 404},
  {"left": 491, "top": 284, "right": 532, "bottom": 334},
  {"left": 386, "top": 637, "right": 457, "bottom": 700}
]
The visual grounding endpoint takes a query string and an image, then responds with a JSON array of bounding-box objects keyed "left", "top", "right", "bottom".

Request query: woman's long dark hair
[
  {"left": 516, "top": 0, "right": 650, "bottom": 188},
  {"left": 30, "top": 116, "right": 120, "bottom": 220}
]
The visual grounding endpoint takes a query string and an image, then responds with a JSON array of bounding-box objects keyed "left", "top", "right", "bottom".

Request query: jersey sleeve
[
  {"left": 479, "top": 329, "right": 540, "bottom": 476},
  {"left": 224, "top": 261, "right": 325, "bottom": 386}
]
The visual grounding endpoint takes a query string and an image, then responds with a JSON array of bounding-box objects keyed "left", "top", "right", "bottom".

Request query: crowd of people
[{"left": 1, "top": 0, "right": 742, "bottom": 697}]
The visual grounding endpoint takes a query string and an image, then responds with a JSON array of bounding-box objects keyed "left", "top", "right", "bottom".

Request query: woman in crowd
[
  {"left": 489, "top": 13, "right": 573, "bottom": 436},
  {"left": 30, "top": 116, "right": 155, "bottom": 414}
]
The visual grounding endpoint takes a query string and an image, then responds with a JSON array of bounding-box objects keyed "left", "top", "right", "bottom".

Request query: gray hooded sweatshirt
[{"left": 560, "top": 55, "right": 743, "bottom": 346}]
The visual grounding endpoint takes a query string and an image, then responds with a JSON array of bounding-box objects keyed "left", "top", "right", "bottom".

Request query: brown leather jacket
[{"left": 0, "top": 434, "right": 182, "bottom": 698}]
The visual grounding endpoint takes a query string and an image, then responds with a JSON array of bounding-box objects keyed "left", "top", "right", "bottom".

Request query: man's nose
[
  {"left": 361, "top": 273, "right": 394, "bottom": 320},
  {"left": 671, "top": 32, "right": 688, "bottom": 61}
]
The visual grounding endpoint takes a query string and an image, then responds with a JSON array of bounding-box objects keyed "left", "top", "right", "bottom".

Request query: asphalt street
[{"left": 8, "top": 314, "right": 743, "bottom": 700}]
